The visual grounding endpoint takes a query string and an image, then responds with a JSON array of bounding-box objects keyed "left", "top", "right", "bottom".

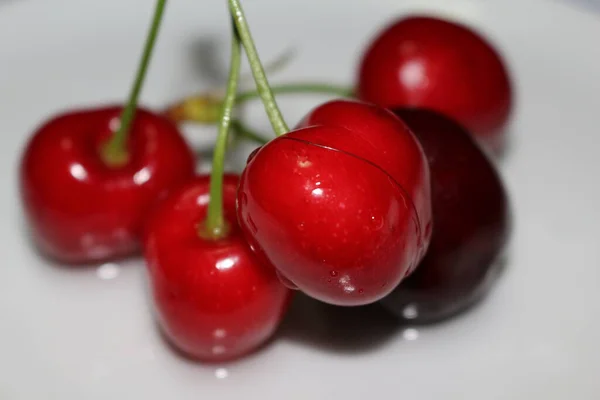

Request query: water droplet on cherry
[{"left": 370, "top": 214, "right": 384, "bottom": 230}]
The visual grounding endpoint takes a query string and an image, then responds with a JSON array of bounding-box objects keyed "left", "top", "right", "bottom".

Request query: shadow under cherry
[{"left": 277, "top": 292, "right": 403, "bottom": 355}]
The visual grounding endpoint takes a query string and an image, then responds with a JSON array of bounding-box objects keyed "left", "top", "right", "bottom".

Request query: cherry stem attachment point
[
  {"left": 202, "top": 21, "right": 242, "bottom": 240},
  {"left": 228, "top": 0, "right": 289, "bottom": 137},
  {"left": 101, "top": 0, "right": 167, "bottom": 167}
]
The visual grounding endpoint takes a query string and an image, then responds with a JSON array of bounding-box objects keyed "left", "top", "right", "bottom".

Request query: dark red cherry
[
  {"left": 380, "top": 108, "right": 511, "bottom": 323},
  {"left": 19, "top": 106, "right": 196, "bottom": 264},
  {"left": 237, "top": 100, "right": 432, "bottom": 306},
  {"left": 143, "top": 174, "right": 292, "bottom": 362},
  {"left": 357, "top": 15, "right": 512, "bottom": 155}
]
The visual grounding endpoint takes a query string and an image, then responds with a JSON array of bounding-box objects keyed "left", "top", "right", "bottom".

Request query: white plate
[{"left": 1, "top": 0, "right": 599, "bottom": 398}]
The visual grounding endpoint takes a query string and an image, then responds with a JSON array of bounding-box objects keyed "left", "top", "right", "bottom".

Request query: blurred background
[{"left": 1, "top": 0, "right": 600, "bottom": 399}]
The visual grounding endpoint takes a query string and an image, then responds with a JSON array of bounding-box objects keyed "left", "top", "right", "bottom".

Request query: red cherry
[
  {"left": 357, "top": 15, "right": 512, "bottom": 155},
  {"left": 237, "top": 100, "right": 432, "bottom": 306},
  {"left": 381, "top": 108, "right": 511, "bottom": 323},
  {"left": 143, "top": 174, "right": 292, "bottom": 362},
  {"left": 19, "top": 106, "right": 196, "bottom": 264}
]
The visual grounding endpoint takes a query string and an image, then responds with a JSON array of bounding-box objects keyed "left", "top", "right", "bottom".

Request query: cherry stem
[
  {"left": 202, "top": 21, "right": 242, "bottom": 239},
  {"left": 236, "top": 83, "right": 353, "bottom": 104},
  {"left": 101, "top": 0, "right": 167, "bottom": 166},
  {"left": 239, "top": 46, "right": 296, "bottom": 86},
  {"left": 228, "top": 0, "right": 289, "bottom": 136}
]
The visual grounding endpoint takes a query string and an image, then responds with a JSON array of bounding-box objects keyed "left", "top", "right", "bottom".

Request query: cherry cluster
[{"left": 18, "top": 0, "right": 512, "bottom": 363}]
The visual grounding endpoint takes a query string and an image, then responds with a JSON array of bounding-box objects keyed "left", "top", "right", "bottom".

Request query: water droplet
[
  {"left": 358, "top": 289, "right": 364, "bottom": 294},
  {"left": 339, "top": 274, "right": 355, "bottom": 293},
  {"left": 330, "top": 271, "right": 338, "bottom": 277},
  {"left": 370, "top": 215, "right": 384, "bottom": 230},
  {"left": 343, "top": 285, "right": 355, "bottom": 293},
  {"left": 297, "top": 222, "right": 305, "bottom": 231}
]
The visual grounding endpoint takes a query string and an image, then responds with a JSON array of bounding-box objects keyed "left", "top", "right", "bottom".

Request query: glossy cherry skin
[
  {"left": 143, "top": 174, "right": 292, "bottom": 362},
  {"left": 19, "top": 106, "right": 196, "bottom": 264},
  {"left": 380, "top": 108, "right": 511, "bottom": 323},
  {"left": 237, "top": 100, "right": 432, "bottom": 306},
  {"left": 357, "top": 15, "right": 512, "bottom": 155}
]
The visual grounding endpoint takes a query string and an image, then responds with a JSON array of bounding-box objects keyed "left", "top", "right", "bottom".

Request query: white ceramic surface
[{"left": 1, "top": 0, "right": 599, "bottom": 398}]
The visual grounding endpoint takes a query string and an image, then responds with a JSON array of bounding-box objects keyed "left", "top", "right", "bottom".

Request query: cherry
[
  {"left": 357, "top": 15, "right": 512, "bottom": 155},
  {"left": 20, "top": 107, "right": 195, "bottom": 263},
  {"left": 18, "top": 0, "right": 195, "bottom": 264},
  {"left": 380, "top": 108, "right": 511, "bottom": 323},
  {"left": 143, "top": 175, "right": 292, "bottom": 361},
  {"left": 237, "top": 100, "right": 432, "bottom": 306}
]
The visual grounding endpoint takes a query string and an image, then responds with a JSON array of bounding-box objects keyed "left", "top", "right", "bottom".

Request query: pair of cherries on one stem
[{"left": 19, "top": 0, "right": 292, "bottom": 362}]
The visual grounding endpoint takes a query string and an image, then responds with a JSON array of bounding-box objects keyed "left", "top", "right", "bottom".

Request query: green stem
[
  {"left": 228, "top": 0, "right": 289, "bottom": 136},
  {"left": 231, "top": 119, "right": 268, "bottom": 144},
  {"left": 237, "top": 83, "right": 353, "bottom": 104},
  {"left": 101, "top": 0, "right": 167, "bottom": 166},
  {"left": 238, "top": 46, "right": 296, "bottom": 85},
  {"left": 202, "top": 22, "right": 243, "bottom": 239}
]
